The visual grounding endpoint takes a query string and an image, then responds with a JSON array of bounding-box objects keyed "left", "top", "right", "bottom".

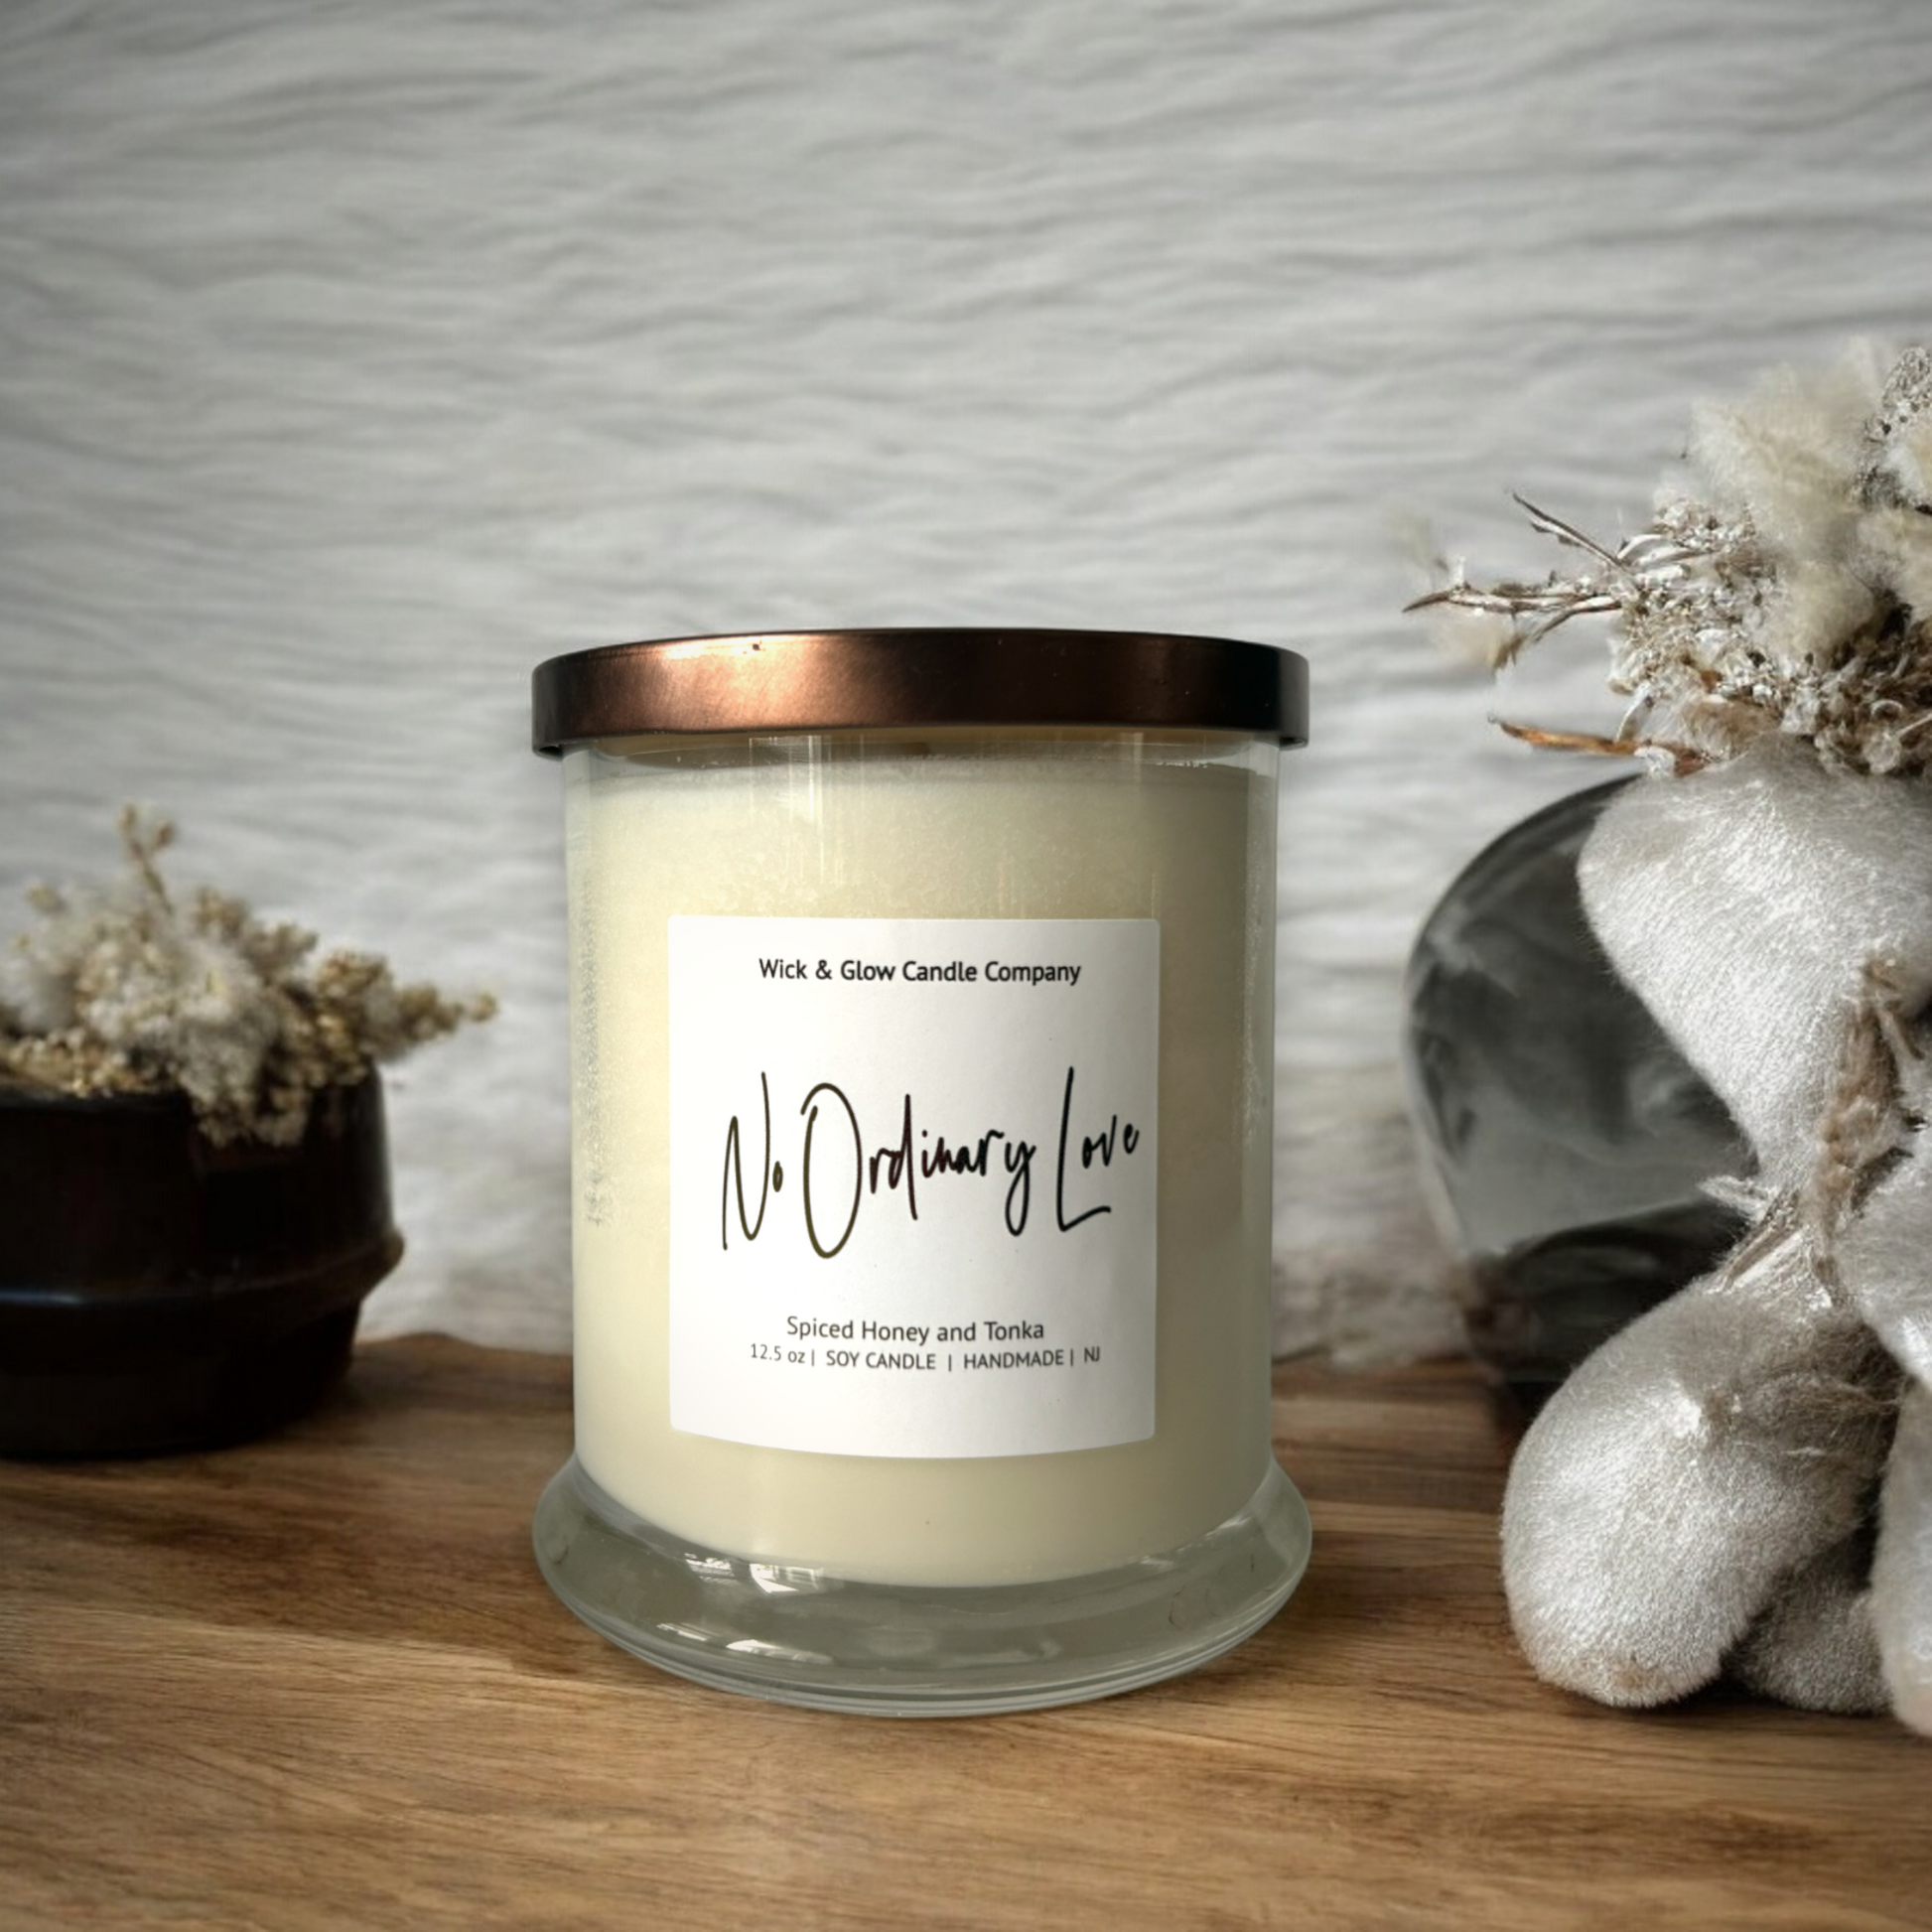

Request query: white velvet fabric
[
  {"left": 1576, "top": 745, "right": 1932, "bottom": 1184},
  {"left": 1505, "top": 744, "right": 1932, "bottom": 1728},
  {"left": 3, "top": 1, "right": 1928, "bottom": 1352},
  {"left": 1876, "top": 1387, "right": 1932, "bottom": 1730}
]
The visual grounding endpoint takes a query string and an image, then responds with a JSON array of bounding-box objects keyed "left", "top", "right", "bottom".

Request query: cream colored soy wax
[{"left": 564, "top": 729, "right": 1279, "bottom": 1587}]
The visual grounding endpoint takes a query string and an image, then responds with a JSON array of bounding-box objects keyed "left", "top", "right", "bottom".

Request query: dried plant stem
[
  {"left": 1415, "top": 344, "right": 1932, "bottom": 778},
  {"left": 0, "top": 810, "right": 493, "bottom": 1146}
]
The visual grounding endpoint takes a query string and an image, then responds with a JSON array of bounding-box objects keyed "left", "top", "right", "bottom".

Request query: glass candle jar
[{"left": 529, "top": 628, "right": 1311, "bottom": 1714}]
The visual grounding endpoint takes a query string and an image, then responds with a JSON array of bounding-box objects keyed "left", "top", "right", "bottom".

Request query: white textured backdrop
[{"left": 3, "top": 0, "right": 1927, "bottom": 1356}]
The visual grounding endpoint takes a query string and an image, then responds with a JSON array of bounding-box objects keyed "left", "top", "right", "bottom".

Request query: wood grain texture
[{"left": 1, "top": 1339, "right": 1926, "bottom": 1931}]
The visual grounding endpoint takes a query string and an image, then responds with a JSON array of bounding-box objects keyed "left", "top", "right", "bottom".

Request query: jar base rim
[{"left": 531, "top": 1455, "right": 1311, "bottom": 1717}]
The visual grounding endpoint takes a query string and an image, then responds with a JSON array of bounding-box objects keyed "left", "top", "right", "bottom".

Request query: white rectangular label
[{"left": 666, "top": 916, "right": 1160, "bottom": 1457}]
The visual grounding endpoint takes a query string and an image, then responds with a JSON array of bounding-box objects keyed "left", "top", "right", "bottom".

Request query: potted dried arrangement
[
  {"left": 0, "top": 811, "right": 492, "bottom": 1456},
  {"left": 1413, "top": 342, "right": 1932, "bottom": 1733}
]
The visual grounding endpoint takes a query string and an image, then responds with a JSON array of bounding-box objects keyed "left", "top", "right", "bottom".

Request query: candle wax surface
[{"left": 565, "top": 729, "right": 1280, "bottom": 1587}]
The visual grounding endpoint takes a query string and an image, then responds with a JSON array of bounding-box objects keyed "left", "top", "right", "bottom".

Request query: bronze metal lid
[{"left": 531, "top": 627, "right": 1309, "bottom": 755}]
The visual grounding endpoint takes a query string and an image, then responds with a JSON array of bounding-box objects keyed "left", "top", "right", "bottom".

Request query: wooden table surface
[{"left": 2, "top": 1339, "right": 1926, "bottom": 1931}]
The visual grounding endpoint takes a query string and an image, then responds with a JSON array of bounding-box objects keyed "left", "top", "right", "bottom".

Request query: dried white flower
[
  {"left": 1412, "top": 342, "right": 1932, "bottom": 777},
  {"left": 0, "top": 808, "right": 495, "bottom": 1144}
]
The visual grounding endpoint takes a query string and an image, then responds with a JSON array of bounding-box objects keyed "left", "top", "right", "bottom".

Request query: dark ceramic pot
[{"left": 0, "top": 1072, "right": 401, "bottom": 1456}]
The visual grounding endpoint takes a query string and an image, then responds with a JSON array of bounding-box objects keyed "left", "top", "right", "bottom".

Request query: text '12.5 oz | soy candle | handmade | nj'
[{"left": 529, "top": 627, "right": 1311, "bottom": 1714}]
